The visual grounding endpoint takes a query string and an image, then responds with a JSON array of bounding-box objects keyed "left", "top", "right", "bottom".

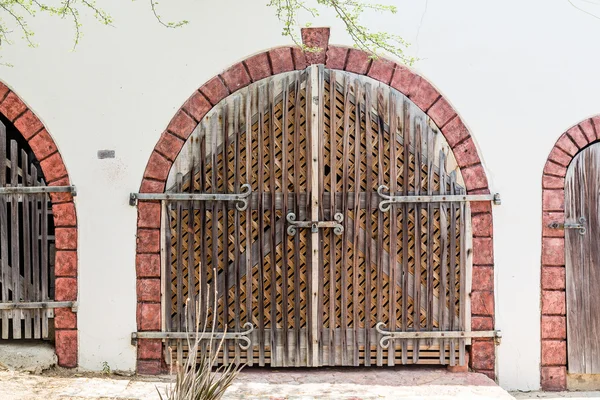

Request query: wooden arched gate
[{"left": 133, "top": 66, "right": 499, "bottom": 368}]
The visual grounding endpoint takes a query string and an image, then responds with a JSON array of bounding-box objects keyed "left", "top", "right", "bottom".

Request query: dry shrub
[{"left": 159, "top": 274, "right": 244, "bottom": 400}]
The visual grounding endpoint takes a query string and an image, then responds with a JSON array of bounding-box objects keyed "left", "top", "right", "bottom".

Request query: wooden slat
[
  {"left": 398, "top": 98, "right": 407, "bottom": 365},
  {"left": 459, "top": 190, "right": 467, "bottom": 366},
  {"left": 449, "top": 171, "right": 457, "bottom": 366},
  {"left": 0, "top": 125, "right": 8, "bottom": 339},
  {"left": 186, "top": 133, "right": 197, "bottom": 330},
  {"left": 175, "top": 172, "right": 184, "bottom": 363},
  {"left": 426, "top": 126, "right": 435, "bottom": 339},
  {"left": 375, "top": 87, "right": 385, "bottom": 366},
  {"left": 41, "top": 188, "right": 49, "bottom": 338},
  {"left": 351, "top": 79, "right": 361, "bottom": 366},
  {"left": 268, "top": 79, "right": 278, "bottom": 366},
  {"left": 244, "top": 91, "right": 253, "bottom": 366},
  {"left": 316, "top": 66, "right": 325, "bottom": 367},
  {"left": 257, "top": 84, "right": 266, "bottom": 366},
  {"left": 21, "top": 150, "right": 32, "bottom": 339},
  {"left": 292, "top": 73, "right": 302, "bottom": 367},
  {"left": 340, "top": 74, "right": 351, "bottom": 365},
  {"left": 438, "top": 150, "right": 448, "bottom": 365},
  {"left": 363, "top": 83, "right": 373, "bottom": 367},
  {"left": 281, "top": 78, "right": 290, "bottom": 366},
  {"left": 233, "top": 96, "right": 242, "bottom": 365},
  {"left": 31, "top": 167, "right": 41, "bottom": 339},
  {"left": 222, "top": 102, "right": 230, "bottom": 365},
  {"left": 413, "top": 118, "right": 422, "bottom": 363},
  {"left": 10, "top": 141, "right": 21, "bottom": 339},
  {"left": 327, "top": 71, "right": 337, "bottom": 366},
  {"left": 308, "top": 65, "right": 320, "bottom": 366}
]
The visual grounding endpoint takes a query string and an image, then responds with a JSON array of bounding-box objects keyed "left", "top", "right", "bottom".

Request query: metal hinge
[
  {"left": 0, "top": 185, "right": 76, "bottom": 196},
  {"left": 0, "top": 301, "right": 78, "bottom": 312},
  {"left": 129, "top": 184, "right": 252, "bottom": 210},
  {"left": 548, "top": 217, "right": 586, "bottom": 235},
  {"left": 286, "top": 212, "right": 344, "bottom": 235},
  {"left": 376, "top": 185, "right": 500, "bottom": 212},
  {"left": 375, "top": 322, "right": 502, "bottom": 347},
  {"left": 131, "top": 323, "right": 254, "bottom": 349}
]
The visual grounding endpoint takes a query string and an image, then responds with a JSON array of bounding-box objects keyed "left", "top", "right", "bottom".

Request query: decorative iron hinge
[
  {"left": 0, "top": 301, "right": 78, "bottom": 312},
  {"left": 548, "top": 217, "right": 586, "bottom": 235},
  {"left": 376, "top": 185, "right": 500, "bottom": 212},
  {"left": 375, "top": 322, "right": 502, "bottom": 347},
  {"left": 129, "top": 184, "right": 252, "bottom": 210},
  {"left": 0, "top": 186, "right": 77, "bottom": 196},
  {"left": 131, "top": 322, "right": 254, "bottom": 349},
  {"left": 286, "top": 212, "right": 344, "bottom": 236}
]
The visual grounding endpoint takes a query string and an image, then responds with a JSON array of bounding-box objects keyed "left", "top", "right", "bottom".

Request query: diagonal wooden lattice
[{"left": 165, "top": 68, "right": 469, "bottom": 367}]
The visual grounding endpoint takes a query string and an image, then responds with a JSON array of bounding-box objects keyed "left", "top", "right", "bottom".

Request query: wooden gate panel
[
  {"left": 165, "top": 67, "right": 471, "bottom": 367},
  {"left": 565, "top": 143, "right": 600, "bottom": 374},
  {"left": 0, "top": 125, "right": 55, "bottom": 340}
]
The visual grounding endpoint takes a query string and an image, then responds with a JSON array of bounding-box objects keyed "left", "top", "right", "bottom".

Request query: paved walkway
[
  {"left": 0, "top": 367, "right": 515, "bottom": 400},
  {"left": 513, "top": 391, "right": 600, "bottom": 399}
]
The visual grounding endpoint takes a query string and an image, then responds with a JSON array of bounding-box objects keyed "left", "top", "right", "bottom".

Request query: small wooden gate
[
  {"left": 0, "top": 121, "right": 75, "bottom": 340},
  {"left": 565, "top": 142, "right": 600, "bottom": 374},
  {"left": 132, "top": 66, "right": 499, "bottom": 367}
]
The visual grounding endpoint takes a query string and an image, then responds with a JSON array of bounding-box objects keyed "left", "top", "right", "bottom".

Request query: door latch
[
  {"left": 548, "top": 217, "right": 586, "bottom": 235},
  {"left": 286, "top": 212, "right": 344, "bottom": 236}
]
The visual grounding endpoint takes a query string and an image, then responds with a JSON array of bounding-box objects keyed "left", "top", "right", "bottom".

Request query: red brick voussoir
[
  {"left": 540, "top": 116, "right": 600, "bottom": 391},
  {"left": 0, "top": 82, "right": 78, "bottom": 367},
  {"left": 136, "top": 27, "right": 495, "bottom": 376}
]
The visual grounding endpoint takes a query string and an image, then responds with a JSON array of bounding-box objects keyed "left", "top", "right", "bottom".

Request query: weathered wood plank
[
  {"left": 438, "top": 150, "right": 448, "bottom": 365},
  {"left": 364, "top": 83, "right": 373, "bottom": 367},
  {"left": 281, "top": 78, "right": 290, "bottom": 367},
  {"left": 31, "top": 167, "right": 41, "bottom": 339},
  {"left": 244, "top": 91, "right": 253, "bottom": 366},
  {"left": 0, "top": 124, "right": 8, "bottom": 338},
  {"left": 233, "top": 96, "right": 242, "bottom": 365},
  {"left": 10, "top": 141, "right": 21, "bottom": 338},
  {"left": 256, "top": 84, "right": 266, "bottom": 366},
  {"left": 566, "top": 143, "right": 600, "bottom": 373},
  {"left": 399, "top": 98, "right": 408, "bottom": 365},
  {"left": 21, "top": 150, "right": 32, "bottom": 338},
  {"left": 340, "top": 74, "right": 351, "bottom": 366}
]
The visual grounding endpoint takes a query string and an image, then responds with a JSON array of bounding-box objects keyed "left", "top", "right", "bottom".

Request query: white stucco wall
[{"left": 0, "top": 0, "right": 599, "bottom": 390}]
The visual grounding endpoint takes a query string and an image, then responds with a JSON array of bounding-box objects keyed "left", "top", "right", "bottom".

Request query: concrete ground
[
  {"left": 513, "top": 392, "right": 600, "bottom": 399},
  {"left": 0, "top": 366, "right": 516, "bottom": 400}
]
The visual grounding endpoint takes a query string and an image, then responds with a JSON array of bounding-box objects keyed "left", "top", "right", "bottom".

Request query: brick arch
[
  {"left": 0, "top": 82, "right": 78, "bottom": 367},
  {"left": 135, "top": 28, "right": 495, "bottom": 376},
  {"left": 540, "top": 116, "right": 600, "bottom": 391}
]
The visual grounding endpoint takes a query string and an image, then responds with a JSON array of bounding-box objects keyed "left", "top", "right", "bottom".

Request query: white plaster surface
[{"left": 0, "top": 0, "right": 597, "bottom": 391}]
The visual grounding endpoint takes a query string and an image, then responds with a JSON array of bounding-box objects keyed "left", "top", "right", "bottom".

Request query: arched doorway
[
  {"left": 133, "top": 28, "right": 497, "bottom": 377},
  {"left": 541, "top": 118, "right": 600, "bottom": 390},
  {"left": 0, "top": 84, "right": 78, "bottom": 368}
]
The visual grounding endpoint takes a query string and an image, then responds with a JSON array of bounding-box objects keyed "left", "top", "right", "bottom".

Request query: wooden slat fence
[{"left": 0, "top": 122, "right": 56, "bottom": 340}]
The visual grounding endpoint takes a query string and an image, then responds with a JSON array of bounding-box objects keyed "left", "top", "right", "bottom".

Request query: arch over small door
[
  {"left": 0, "top": 84, "right": 78, "bottom": 368},
  {"left": 134, "top": 27, "right": 496, "bottom": 377},
  {"left": 541, "top": 116, "right": 600, "bottom": 391}
]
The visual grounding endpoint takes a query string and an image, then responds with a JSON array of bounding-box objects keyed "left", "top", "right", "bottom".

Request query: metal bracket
[
  {"left": 375, "top": 322, "right": 502, "bottom": 348},
  {"left": 131, "top": 322, "right": 254, "bottom": 349},
  {"left": 0, "top": 185, "right": 77, "bottom": 196},
  {"left": 286, "top": 212, "right": 344, "bottom": 236},
  {"left": 376, "top": 185, "right": 500, "bottom": 212},
  {"left": 0, "top": 301, "right": 78, "bottom": 312},
  {"left": 129, "top": 184, "right": 252, "bottom": 210},
  {"left": 548, "top": 217, "right": 586, "bottom": 235}
]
